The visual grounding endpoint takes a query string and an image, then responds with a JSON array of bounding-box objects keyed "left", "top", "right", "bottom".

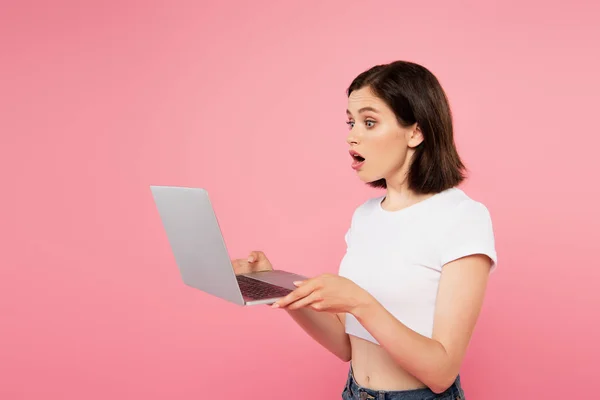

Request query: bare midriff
[{"left": 349, "top": 335, "right": 427, "bottom": 391}]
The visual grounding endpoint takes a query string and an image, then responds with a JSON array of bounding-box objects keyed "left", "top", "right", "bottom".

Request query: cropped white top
[{"left": 338, "top": 187, "right": 497, "bottom": 343}]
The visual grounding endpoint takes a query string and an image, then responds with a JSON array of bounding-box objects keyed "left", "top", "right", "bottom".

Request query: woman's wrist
[{"left": 350, "top": 286, "right": 377, "bottom": 319}]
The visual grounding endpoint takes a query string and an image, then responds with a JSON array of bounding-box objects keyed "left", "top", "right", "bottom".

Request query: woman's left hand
[{"left": 273, "top": 273, "right": 372, "bottom": 315}]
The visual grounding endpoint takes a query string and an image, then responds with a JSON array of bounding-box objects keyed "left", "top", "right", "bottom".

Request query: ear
[{"left": 407, "top": 124, "right": 424, "bottom": 148}]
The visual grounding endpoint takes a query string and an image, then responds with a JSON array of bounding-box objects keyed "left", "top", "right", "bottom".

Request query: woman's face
[{"left": 345, "top": 86, "right": 423, "bottom": 185}]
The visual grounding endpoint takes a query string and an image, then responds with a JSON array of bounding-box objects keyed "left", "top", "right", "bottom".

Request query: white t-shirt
[{"left": 338, "top": 187, "right": 497, "bottom": 343}]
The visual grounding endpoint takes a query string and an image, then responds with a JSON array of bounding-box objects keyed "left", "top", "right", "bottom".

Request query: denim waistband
[{"left": 343, "top": 364, "right": 464, "bottom": 400}]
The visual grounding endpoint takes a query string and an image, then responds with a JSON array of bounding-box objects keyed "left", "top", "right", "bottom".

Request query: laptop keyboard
[{"left": 236, "top": 275, "right": 293, "bottom": 300}]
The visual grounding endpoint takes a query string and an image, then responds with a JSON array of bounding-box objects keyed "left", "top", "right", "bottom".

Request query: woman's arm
[
  {"left": 352, "top": 254, "right": 492, "bottom": 393},
  {"left": 285, "top": 309, "right": 352, "bottom": 362},
  {"left": 274, "top": 254, "right": 492, "bottom": 392},
  {"left": 237, "top": 251, "right": 352, "bottom": 361}
]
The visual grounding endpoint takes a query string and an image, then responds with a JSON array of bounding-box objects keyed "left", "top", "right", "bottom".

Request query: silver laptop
[{"left": 150, "top": 185, "right": 306, "bottom": 306}]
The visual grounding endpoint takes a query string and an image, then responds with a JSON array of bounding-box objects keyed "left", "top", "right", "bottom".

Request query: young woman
[{"left": 232, "top": 61, "right": 497, "bottom": 400}]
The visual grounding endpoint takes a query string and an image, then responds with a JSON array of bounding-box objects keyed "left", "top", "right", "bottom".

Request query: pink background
[{"left": 1, "top": 1, "right": 599, "bottom": 399}]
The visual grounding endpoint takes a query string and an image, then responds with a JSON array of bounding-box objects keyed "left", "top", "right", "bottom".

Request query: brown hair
[{"left": 347, "top": 61, "right": 466, "bottom": 194}]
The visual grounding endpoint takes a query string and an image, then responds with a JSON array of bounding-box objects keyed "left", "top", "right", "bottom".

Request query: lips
[
  {"left": 349, "top": 150, "right": 365, "bottom": 162},
  {"left": 349, "top": 150, "right": 365, "bottom": 170}
]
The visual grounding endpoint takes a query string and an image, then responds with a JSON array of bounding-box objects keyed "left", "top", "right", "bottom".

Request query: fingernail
[
  {"left": 271, "top": 303, "right": 279, "bottom": 308},
  {"left": 293, "top": 281, "right": 302, "bottom": 286},
  {"left": 248, "top": 256, "right": 254, "bottom": 262}
]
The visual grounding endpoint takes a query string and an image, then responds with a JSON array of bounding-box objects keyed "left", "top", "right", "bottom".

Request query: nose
[{"left": 346, "top": 127, "right": 359, "bottom": 145}]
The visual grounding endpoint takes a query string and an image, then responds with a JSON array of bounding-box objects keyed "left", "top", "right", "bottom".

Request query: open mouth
[{"left": 350, "top": 150, "right": 365, "bottom": 163}]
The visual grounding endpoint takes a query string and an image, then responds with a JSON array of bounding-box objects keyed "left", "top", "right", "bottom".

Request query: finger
[
  {"left": 285, "top": 291, "right": 322, "bottom": 310},
  {"left": 247, "top": 250, "right": 263, "bottom": 263},
  {"left": 274, "top": 282, "right": 316, "bottom": 308},
  {"left": 231, "top": 259, "right": 248, "bottom": 274}
]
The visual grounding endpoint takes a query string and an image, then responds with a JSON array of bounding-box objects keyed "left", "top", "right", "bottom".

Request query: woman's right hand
[{"left": 231, "top": 250, "right": 273, "bottom": 275}]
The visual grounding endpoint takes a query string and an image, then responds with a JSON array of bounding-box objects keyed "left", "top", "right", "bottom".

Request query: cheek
[{"left": 370, "top": 132, "right": 407, "bottom": 165}]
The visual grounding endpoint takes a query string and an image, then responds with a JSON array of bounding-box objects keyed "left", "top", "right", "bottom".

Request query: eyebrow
[{"left": 346, "top": 106, "right": 380, "bottom": 115}]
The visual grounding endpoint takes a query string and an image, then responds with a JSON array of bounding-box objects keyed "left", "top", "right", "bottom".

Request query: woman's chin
[
  {"left": 355, "top": 171, "right": 369, "bottom": 181},
  {"left": 357, "top": 171, "right": 378, "bottom": 182}
]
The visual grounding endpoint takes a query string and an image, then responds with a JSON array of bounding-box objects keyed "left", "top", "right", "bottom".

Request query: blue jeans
[{"left": 342, "top": 365, "right": 465, "bottom": 400}]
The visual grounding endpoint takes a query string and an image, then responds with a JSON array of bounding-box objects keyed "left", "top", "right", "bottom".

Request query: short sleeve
[{"left": 440, "top": 201, "right": 498, "bottom": 271}]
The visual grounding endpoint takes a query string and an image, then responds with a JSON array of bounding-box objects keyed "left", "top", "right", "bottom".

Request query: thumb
[
  {"left": 247, "top": 251, "right": 258, "bottom": 263},
  {"left": 248, "top": 250, "right": 264, "bottom": 263}
]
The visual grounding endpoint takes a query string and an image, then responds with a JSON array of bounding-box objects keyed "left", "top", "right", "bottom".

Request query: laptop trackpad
[{"left": 242, "top": 270, "right": 308, "bottom": 290}]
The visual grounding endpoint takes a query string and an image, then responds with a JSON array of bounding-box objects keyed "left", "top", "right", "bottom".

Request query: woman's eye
[
  {"left": 365, "top": 120, "right": 376, "bottom": 128},
  {"left": 346, "top": 121, "right": 355, "bottom": 129}
]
